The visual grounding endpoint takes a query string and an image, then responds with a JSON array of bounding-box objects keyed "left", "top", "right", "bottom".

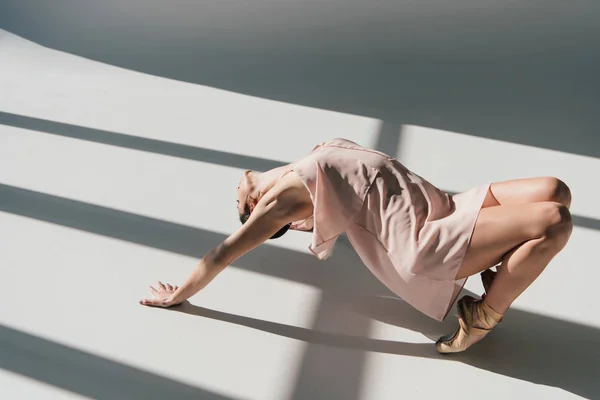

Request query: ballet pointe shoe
[
  {"left": 436, "top": 295, "right": 503, "bottom": 354},
  {"left": 481, "top": 269, "right": 497, "bottom": 299}
]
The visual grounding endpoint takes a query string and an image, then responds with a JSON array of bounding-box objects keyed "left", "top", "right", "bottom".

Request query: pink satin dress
[{"left": 285, "top": 138, "right": 490, "bottom": 321}]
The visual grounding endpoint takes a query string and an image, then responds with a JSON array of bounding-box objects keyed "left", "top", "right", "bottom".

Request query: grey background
[{"left": 1, "top": 0, "right": 598, "bottom": 156}]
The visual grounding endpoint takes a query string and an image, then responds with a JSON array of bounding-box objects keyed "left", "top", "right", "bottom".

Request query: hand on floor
[{"left": 139, "top": 281, "right": 181, "bottom": 308}]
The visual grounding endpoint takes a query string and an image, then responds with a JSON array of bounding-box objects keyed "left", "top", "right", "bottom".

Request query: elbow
[{"left": 203, "top": 244, "right": 231, "bottom": 269}]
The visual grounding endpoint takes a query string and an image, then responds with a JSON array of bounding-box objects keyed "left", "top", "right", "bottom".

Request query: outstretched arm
[{"left": 140, "top": 183, "right": 312, "bottom": 307}]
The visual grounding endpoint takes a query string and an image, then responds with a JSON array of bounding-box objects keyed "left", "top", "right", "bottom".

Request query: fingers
[
  {"left": 157, "top": 282, "right": 178, "bottom": 293},
  {"left": 141, "top": 282, "right": 178, "bottom": 307},
  {"left": 139, "top": 298, "right": 168, "bottom": 307}
]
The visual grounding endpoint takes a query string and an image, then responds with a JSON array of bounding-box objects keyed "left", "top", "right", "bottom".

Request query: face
[{"left": 237, "top": 170, "right": 254, "bottom": 215}]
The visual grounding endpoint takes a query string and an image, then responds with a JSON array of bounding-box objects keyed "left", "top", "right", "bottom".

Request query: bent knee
[
  {"left": 531, "top": 202, "right": 573, "bottom": 242},
  {"left": 541, "top": 177, "right": 572, "bottom": 208}
]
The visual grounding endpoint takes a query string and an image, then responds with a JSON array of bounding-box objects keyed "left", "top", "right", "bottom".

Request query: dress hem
[{"left": 440, "top": 182, "right": 492, "bottom": 321}]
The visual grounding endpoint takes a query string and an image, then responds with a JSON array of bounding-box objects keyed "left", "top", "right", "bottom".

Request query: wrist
[{"left": 166, "top": 293, "right": 183, "bottom": 306}]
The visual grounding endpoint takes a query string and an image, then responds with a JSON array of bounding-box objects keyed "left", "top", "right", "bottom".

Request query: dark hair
[{"left": 239, "top": 203, "right": 290, "bottom": 239}]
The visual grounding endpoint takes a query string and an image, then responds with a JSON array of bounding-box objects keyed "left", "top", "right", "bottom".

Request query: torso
[{"left": 279, "top": 138, "right": 389, "bottom": 231}]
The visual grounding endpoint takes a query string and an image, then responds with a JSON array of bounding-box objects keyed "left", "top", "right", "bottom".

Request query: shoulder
[{"left": 260, "top": 171, "right": 313, "bottom": 220}]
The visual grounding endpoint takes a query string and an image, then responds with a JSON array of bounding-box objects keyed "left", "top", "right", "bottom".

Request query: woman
[{"left": 140, "top": 138, "right": 573, "bottom": 354}]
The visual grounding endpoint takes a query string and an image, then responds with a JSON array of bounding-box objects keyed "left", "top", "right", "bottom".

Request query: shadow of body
[
  {"left": 174, "top": 290, "right": 600, "bottom": 399},
  {"left": 2, "top": 183, "right": 598, "bottom": 398}
]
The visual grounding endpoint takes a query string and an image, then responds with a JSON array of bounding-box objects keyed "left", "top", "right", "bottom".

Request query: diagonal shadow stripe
[
  {"left": 2, "top": 111, "right": 597, "bottom": 231},
  {"left": 0, "top": 111, "right": 285, "bottom": 172},
  {"left": 571, "top": 215, "right": 600, "bottom": 231},
  {"left": 1, "top": 185, "right": 598, "bottom": 398},
  {"left": 170, "top": 293, "right": 600, "bottom": 399},
  {"left": 0, "top": 183, "right": 385, "bottom": 295},
  {"left": 0, "top": 324, "right": 235, "bottom": 400},
  {"left": 0, "top": 183, "right": 390, "bottom": 400}
]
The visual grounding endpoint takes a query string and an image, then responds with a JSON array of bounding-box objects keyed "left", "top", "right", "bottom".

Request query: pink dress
[{"left": 286, "top": 138, "right": 490, "bottom": 321}]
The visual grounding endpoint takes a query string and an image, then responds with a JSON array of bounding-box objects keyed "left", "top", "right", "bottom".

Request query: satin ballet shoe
[
  {"left": 481, "top": 268, "right": 497, "bottom": 299},
  {"left": 436, "top": 295, "right": 503, "bottom": 354}
]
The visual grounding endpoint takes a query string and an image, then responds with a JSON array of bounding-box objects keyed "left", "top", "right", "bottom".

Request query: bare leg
[
  {"left": 457, "top": 201, "right": 573, "bottom": 310},
  {"left": 476, "top": 177, "right": 572, "bottom": 294},
  {"left": 437, "top": 200, "right": 573, "bottom": 353},
  {"left": 483, "top": 177, "right": 572, "bottom": 209}
]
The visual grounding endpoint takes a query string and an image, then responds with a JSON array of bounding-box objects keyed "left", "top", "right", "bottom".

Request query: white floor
[{"left": 1, "top": 30, "right": 599, "bottom": 400}]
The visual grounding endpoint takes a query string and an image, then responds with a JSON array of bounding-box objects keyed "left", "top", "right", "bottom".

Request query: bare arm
[{"left": 141, "top": 179, "right": 312, "bottom": 307}]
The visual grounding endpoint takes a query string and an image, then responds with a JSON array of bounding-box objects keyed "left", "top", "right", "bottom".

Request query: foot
[{"left": 436, "top": 295, "right": 503, "bottom": 354}]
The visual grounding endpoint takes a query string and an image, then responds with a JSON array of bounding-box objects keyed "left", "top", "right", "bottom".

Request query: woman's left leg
[
  {"left": 481, "top": 177, "right": 572, "bottom": 209},
  {"left": 470, "top": 177, "right": 572, "bottom": 294},
  {"left": 436, "top": 201, "right": 573, "bottom": 353}
]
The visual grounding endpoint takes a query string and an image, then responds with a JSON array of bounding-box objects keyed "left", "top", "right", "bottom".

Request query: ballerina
[{"left": 140, "top": 138, "right": 572, "bottom": 353}]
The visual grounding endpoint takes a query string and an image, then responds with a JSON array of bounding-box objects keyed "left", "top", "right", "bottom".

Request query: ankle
[
  {"left": 482, "top": 298, "right": 507, "bottom": 317},
  {"left": 474, "top": 299, "right": 504, "bottom": 328}
]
